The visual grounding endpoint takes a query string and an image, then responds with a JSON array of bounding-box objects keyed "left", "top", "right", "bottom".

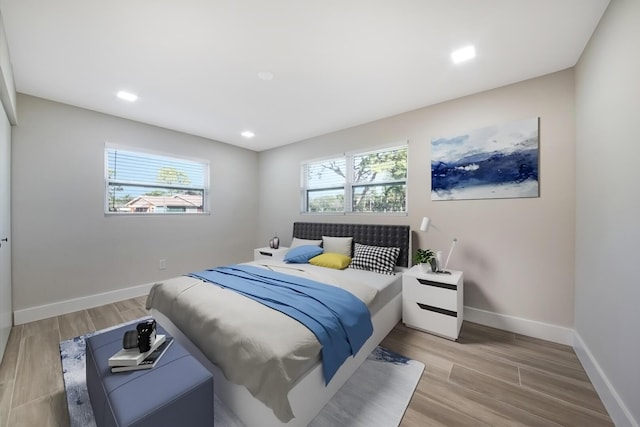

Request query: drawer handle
[
  {"left": 416, "top": 302, "right": 457, "bottom": 318},
  {"left": 417, "top": 278, "right": 456, "bottom": 291},
  {"left": 259, "top": 251, "right": 273, "bottom": 256}
]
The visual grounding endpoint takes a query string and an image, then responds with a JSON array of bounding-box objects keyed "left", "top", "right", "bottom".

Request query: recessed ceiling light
[
  {"left": 257, "top": 71, "right": 274, "bottom": 81},
  {"left": 241, "top": 130, "right": 255, "bottom": 138},
  {"left": 451, "top": 45, "right": 476, "bottom": 64},
  {"left": 117, "top": 90, "right": 138, "bottom": 102}
]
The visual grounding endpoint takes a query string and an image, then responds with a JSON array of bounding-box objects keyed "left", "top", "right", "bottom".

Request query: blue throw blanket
[{"left": 188, "top": 265, "right": 373, "bottom": 384}]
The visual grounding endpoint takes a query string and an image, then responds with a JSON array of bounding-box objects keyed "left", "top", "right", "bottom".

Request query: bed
[{"left": 147, "top": 222, "right": 410, "bottom": 427}]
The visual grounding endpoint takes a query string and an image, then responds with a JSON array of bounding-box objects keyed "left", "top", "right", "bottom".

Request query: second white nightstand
[
  {"left": 253, "top": 246, "right": 289, "bottom": 262},
  {"left": 402, "top": 265, "right": 464, "bottom": 340}
]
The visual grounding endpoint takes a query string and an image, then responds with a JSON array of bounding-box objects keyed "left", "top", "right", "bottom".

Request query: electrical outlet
[{"left": 159, "top": 259, "right": 167, "bottom": 270}]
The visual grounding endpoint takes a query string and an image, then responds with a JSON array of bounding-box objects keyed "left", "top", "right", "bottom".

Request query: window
[
  {"left": 301, "top": 144, "right": 407, "bottom": 213},
  {"left": 303, "top": 156, "right": 346, "bottom": 212},
  {"left": 105, "top": 145, "right": 209, "bottom": 214}
]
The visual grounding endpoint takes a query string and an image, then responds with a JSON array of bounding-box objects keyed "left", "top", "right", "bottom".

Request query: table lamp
[{"left": 420, "top": 216, "right": 458, "bottom": 272}]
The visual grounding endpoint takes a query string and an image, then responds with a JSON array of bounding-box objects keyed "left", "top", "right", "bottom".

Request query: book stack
[{"left": 108, "top": 334, "right": 174, "bottom": 373}]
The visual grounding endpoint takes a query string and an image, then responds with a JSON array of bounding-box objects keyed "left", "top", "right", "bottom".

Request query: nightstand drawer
[
  {"left": 253, "top": 247, "right": 289, "bottom": 261},
  {"left": 402, "top": 300, "right": 459, "bottom": 339},
  {"left": 404, "top": 277, "right": 458, "bottom": 312},
  {"left": 416, "top": 277, "right": 458, "bottom": 291}
]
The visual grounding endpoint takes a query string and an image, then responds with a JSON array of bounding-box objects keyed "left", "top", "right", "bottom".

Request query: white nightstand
[
  {"left": 402, "top": 265, "right": 464, "bottom": 340},
  {"left": 253, "top": 246, "right": 289, "bottom": 262}
]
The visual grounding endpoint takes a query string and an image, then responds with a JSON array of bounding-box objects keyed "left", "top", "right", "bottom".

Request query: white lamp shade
[{"left": 419, "top": 217, "right": 430, "bottom": 232}]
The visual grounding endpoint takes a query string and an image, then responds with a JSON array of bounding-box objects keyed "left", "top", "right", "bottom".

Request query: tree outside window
[{"left": 302, "top": 144, "right": 407, "bottom": 213}]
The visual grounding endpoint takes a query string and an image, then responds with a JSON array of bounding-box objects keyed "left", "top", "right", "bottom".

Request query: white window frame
[
  {"left": 104, "top": 143, "right": 210, "bottom": 215},
  {"left": 301, "top": 142, "right": 408, "bottom": 215}
]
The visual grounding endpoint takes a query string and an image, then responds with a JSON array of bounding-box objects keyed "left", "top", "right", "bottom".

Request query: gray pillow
[
  {"left": 322, "top": 236, "right": 353, "bottom": 257},
  {"left": 290, "top": 237, "right": 323, "bottom": 248}
]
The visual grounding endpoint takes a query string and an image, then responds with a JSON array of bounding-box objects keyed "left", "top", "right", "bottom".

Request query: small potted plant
[{"left": 414, "top": 248, "right": 437, "bottom": 273}]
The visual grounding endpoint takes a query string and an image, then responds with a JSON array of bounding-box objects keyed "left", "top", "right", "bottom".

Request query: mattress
[{"left": 145, "top": 262, "right": 401, "bottom": 422}]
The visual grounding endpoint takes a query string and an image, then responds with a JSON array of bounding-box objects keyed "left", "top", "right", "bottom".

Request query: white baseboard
[
  {"left": 463, "top": 306, "right": 575, "bottom": 345},
  {"left": 13, "top": 282, "right": 154, "bottom": 325},
  {"left": 573, "top": 332, "right": 638, "bottom": 427}
]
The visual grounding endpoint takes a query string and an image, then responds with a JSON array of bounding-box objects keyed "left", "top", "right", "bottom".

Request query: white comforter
[{"left": 145, "top": 262, "right": 378, "bottom": 422}]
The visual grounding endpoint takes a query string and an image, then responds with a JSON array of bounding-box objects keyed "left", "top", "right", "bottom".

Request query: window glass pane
[
  {"left": 106, "top": 147, "right": 208, "bottom": 214},
  {"left": 300, "top": 144, "right": 407, "bottom": 214},
  {"left": 107, "top": 149, "right": 205, "bottom": 188},
  {"left": 108, "top": 185, "right": 204, "bottom": 213},
  {"left": 352, "top": 184, "right": 406, "bottom": 212},
  {"left": 305, "top": 157, "right": 346, "bottom": 189},
  {"left": 307, "top": 189, "right": 344, "bottom": 212},
  {"left": 353, "top": 146, "right": 407, "bottom": 184}
]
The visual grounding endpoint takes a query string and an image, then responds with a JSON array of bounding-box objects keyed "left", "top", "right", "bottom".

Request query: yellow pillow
[{"left": 309, "top": 253, "right": 352, "bottom": 270}]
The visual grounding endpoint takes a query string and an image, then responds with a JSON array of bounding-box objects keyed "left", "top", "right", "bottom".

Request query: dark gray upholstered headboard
[{"left": 292, "top": 222, "right": 411, "bottom": 267}]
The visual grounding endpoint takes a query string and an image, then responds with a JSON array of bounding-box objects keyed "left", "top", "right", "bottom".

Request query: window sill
[
  {"left": 104, "top": 212, "right": 211, "bottom": 217},
  {"left": 300, "top": 211, "right": 408, "bottom": 216}
]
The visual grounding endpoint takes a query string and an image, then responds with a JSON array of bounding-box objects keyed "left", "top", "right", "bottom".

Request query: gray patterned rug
[{"left": 60, "top": 318, "right": 424, "bottom": 427}]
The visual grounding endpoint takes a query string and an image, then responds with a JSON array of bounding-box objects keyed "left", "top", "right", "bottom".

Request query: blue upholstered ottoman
[{"left": 86, "top": 322, "right": 214, "bottom": 427}]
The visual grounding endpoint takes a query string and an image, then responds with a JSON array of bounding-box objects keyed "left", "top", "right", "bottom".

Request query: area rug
[{"left": 60, "top": 318, "right": 424, "bottom": 427}]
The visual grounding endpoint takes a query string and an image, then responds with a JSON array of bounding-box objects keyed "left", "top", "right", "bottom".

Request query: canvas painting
[{"left": 431, "top": 117, "right": 539, "bottom": 201}]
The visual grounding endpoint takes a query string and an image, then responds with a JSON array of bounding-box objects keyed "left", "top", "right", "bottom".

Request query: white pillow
[
  {"left": 290, "top": 237, "right": 323, "bottom": 248},
  {"left": 322, "top": 236, "right": 353, "bottom": 257}
]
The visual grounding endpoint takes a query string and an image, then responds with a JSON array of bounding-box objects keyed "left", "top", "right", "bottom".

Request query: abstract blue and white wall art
[{"left": 431, "top": 117, "right": 539, "bottom": 201}]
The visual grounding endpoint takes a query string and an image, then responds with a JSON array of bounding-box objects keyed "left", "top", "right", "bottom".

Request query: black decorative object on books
[
  {"left": 122, "top": 318, "right": 156, "bottom": 352},
  {"left": 108, "top": 318, "right": 167, "bottom": 371}
]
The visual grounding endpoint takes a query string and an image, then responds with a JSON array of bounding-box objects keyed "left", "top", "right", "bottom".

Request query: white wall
[
  {"left": 575, "top": 0, "right": 640, "bottom": 425},
  {"left": 11, "top": 94, "right": 259, "bottom": 316},
  {"left": 259, "top": 70, "right": 576, "bottom": 334}
]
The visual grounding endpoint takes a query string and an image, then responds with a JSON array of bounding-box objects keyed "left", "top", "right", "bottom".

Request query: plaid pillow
[{"left": 349, "top": 243, "right": 400, "bottom": 275}]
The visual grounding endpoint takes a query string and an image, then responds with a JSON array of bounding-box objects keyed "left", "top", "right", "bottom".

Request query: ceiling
[{"left": 1, "top": 0, "right": 609, "bottom": 151}]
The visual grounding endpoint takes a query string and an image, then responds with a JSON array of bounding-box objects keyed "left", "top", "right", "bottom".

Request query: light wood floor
[{"left": 0, "top": 297, "right": 613, "bottom": 427}]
